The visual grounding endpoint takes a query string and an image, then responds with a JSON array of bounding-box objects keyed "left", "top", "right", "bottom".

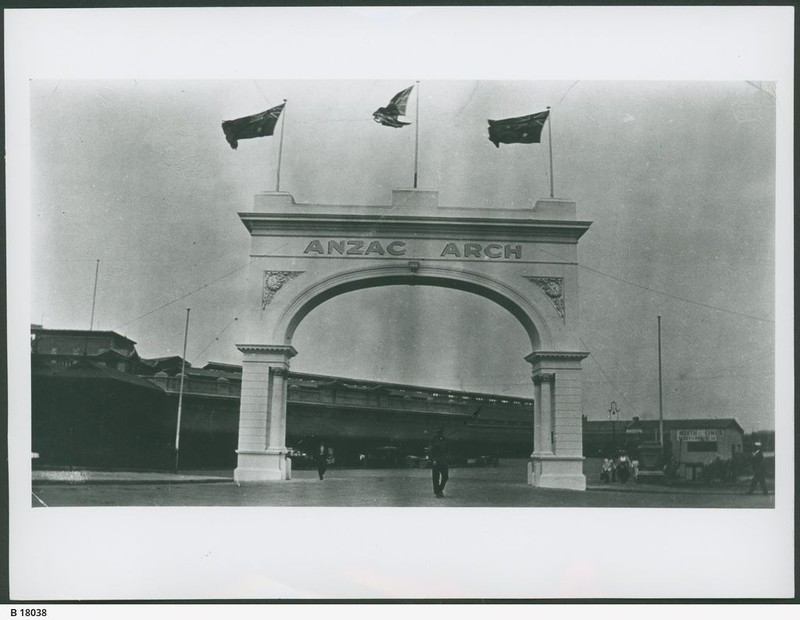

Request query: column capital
[
  {"left": 270, "top": 366, "right": 290, "bottom": 378},
  {"left": 532, "top": 372, "right": 555, "bottom": 385},
  {"left": 236, "top": 343, "right": 297, "bottom": 362}
]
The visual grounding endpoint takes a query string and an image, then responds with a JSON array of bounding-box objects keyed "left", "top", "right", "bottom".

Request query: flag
[
  {"left": 487, "top": 110, "right": 549, "bottom": 148},
  {"left": 373, "top": 85, "right": 414, "bottom": 128},
  {"left": 222, "top": 102, "right": 285, "bottom": 149}
]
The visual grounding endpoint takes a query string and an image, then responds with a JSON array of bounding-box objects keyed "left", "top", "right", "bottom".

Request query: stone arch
[
  {"left": 275, "top": 264, "right": 556, "bottom": 353},
  {"left": 233, "top": 190, "right": 590, "bottom": 490}
]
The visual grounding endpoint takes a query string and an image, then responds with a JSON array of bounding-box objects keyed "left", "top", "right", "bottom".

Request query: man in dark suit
[
  {"left": 316, "top": 441, "right": 328, "bottom": 481},
  {"left": 429, "top": 427, "right": 450, "bottom": 498},
  {"left": 746, "top": 441, "right": 769, "bottom": 495}
]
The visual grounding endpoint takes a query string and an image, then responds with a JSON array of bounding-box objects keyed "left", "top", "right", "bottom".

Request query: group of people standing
[
  {"left": 599, "top": 443, "right": 770, "bottom": 494},
  {"left": 600, "top": 451, "right": 639, "bottom": 484}
]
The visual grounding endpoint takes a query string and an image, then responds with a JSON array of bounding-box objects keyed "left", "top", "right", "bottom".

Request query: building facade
[
  {"left": 583, "top": 416, "right": 745, "bottom": 480},
  {"left": 32, "top": 327, "right": 749, "bottom": 480},
  {"left": 31, "top": 327, "right": 535, "bottom": 470}
]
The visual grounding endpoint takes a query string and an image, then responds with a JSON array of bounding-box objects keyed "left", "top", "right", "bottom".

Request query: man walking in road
[
  {"left": 746, "top": 441, "right": 769, "bottom": 495},
  {"left": 429, "top": 427, "right": 450, "bottom": 498},
  {"left": 316, "top": 440, "right": 329, "bottom": 481}
]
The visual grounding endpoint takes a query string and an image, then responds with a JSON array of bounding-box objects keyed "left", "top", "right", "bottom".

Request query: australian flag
[
  {"left": 222, "top": 102, "right": 285, "bottom": 149},
  {"left": 373, "top": 85, "right": 414, "bottom": 128},
  {"left": 487, "top": 109, "right": 549, "bottom": 148}
]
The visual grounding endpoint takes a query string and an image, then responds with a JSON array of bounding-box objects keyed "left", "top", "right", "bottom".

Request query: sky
[{"left": 29, "top": 78, "right": 777, "bottom": 432}]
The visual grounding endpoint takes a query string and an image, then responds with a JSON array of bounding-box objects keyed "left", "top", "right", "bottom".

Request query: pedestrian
[
  {"left": 631, "top": 457, "right": 640, "bottom": 483},
  {"left": 746, "top": 441, "right": 769, "bottom": 495},
  {"left": 429, "top": 427, "right": 450, "bottom": 498},
  {"left": 600, "top": 457, "right": 613, "bottom": 483},
  {"left": 316, "top": 441, "right": 328, "bottom": 480},
  {"left": 616, "top": 451, "right": 630, "bottom": 484}
]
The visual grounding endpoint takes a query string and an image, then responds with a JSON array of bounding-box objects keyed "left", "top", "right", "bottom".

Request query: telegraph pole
[
  {"left": 658, "top": 315, "right": 664, "bottom": 448},
  {"left": 547, "top": 106, "right": 554, "bottom": 198},
  {"left": 174, "top": 308, "right": 190, "bottom": 472}
]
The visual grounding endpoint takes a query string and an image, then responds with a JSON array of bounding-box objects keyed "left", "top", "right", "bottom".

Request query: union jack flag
[{"left": 373, "top": 85, "right": 414, "bottom": 128}]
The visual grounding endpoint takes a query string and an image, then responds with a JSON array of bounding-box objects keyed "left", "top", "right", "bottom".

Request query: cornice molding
[
  {"left": 236, "top": 344, "right": 298, "bottom": 359},
  {"left": 525, "top": 351, "right": 590, "bottom": 364},
  {"left": 239, "top": 212, "right": 592, "bottom": 243}
]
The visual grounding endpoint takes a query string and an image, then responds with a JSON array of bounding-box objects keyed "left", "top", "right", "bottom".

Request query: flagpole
[
  {"left": 658, "top": 315, "right": 664, "bottom": 448},
  {"left": 174, "top": 307, "right": 190, "bottom": 472},
  {"left": 89, "top": 259, "right": 99, "bottom": 330},
  {"left": 547, "top": 106, "right": 554, "bottom": 198},
  {"left": 413, "top": 81, "right": 420, "bottom": 189},
  {"left": 276, "top": 99, "right": 287, "bottom": 192}
]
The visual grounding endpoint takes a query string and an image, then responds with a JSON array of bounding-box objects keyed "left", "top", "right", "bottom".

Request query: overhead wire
[
  {"left": 90, "top": 232, "right": 772, "bottom": 356},
  {"left": 533, "top": 244, "right": 773, "bottom": 324},
  {"left": 193, "top": 315, "right": 240, "bottom": 361},
  {"left": 577, "top": 261, "right": 774, "bottom": 324},
  {"left": 451, "top": 81, "right": 480, "bottom": 119},
  {"left": 113, "top": 260, "right": 252, "bottom": 330},
  {"left": 243, "top": 81, "right": 483, "bottom": 127},
  {"left": 579, "top": 337, "right": 642, "bottom": 419},
  {"left": 745, "top": 81, "right": 776, "bottom": 100},
  {"left": 535, "top": 82, "right": 579, "bottom": 203},
  {"left": 558, "top": 80, "right": 579, "bottom": 104},
  {"left": 252, "top": 80, "right": 275, "bottom": 106},
  {"left": 80, "top": 80, "right": 771, "bottom": 390},
  {"left": 112, "top": 234, "right": 297, "bottom": 332}
]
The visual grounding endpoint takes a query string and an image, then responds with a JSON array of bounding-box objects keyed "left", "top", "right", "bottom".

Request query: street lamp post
[{"left": 609, "top": 401, "right": 619, "bottom": 452}]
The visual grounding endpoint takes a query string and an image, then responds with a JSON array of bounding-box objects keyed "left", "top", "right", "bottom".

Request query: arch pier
[
  {"left": 232, "top": 189, "right": 592, "bottom": 490},
  {"left": 234, "top": 344, "right": 296, "bottom": 482},
  {"left": 526, "top": 351, "right": 590, "bottom": 489}
]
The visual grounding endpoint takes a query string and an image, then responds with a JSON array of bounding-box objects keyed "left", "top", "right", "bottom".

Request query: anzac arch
[{"left": 233, "top": 189, "right": 591, "bottom": 490}]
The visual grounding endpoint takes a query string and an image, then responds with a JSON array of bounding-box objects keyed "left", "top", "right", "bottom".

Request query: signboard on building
[{"left": 676, "top": 429, "right": 724, "bottom": 441}]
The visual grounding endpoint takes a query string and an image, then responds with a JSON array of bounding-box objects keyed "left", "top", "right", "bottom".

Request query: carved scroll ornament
[
  {"left": 262, "top": 271, "right": 303, "bottom": 308},
  {"left": 525, "top": 276, "right": 565, "bottom": 318}
]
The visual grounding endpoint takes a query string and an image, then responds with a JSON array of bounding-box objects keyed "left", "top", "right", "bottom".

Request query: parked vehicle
[
  {"left": 365, "top": 446, "right": 401, "bottom": 468},
  {"left": 286, "top": 449, "right": 315, "bottom": 469},
  {"left": 466, "top": 455, "right": 499, "bottom": 467}
]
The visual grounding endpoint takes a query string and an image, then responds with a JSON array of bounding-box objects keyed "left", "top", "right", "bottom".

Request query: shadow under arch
[{"left": 277, "top": 265, "right": 553, "bottom": 352}]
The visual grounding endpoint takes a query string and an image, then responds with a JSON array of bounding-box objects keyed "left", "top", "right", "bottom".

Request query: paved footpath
[{"left": 31, "top": 462, "right": 774, "bottom": 509}]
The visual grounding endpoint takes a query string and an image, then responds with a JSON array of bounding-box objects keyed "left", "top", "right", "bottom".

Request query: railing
[{"left": 148, "top": 375, "right": 241, "bottom": 397}]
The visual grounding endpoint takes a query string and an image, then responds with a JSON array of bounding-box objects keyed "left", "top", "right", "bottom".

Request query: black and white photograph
[{"left": 5, "top": 6, "right": 794, "bottom": 603}]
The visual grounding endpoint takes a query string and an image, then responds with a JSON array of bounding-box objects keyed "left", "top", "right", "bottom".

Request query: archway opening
[
  {"left": 283, "top": 273, "right": 545, "bottom": 351},
  {"left": 284, "top": 284, "right": 536, "bottom": 469}
]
